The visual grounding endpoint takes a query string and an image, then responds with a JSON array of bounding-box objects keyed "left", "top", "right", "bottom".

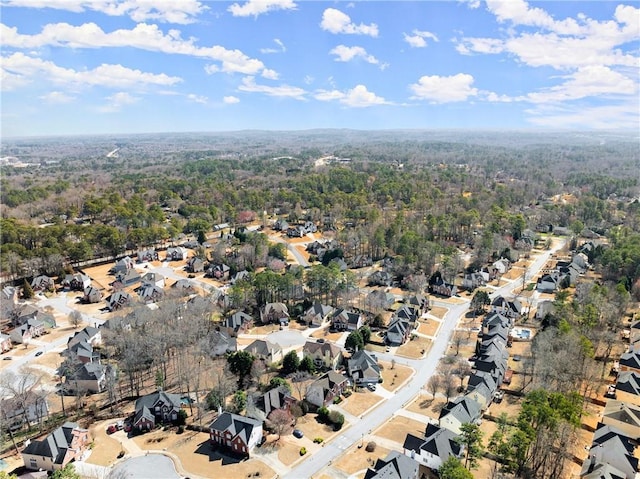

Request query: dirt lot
[
  {"left": 333, "top": 442, "right": 391, "bottom": 476},
  {"left": 429, "top": 306, "right": 448, "bottom": 319},
  {"left": 406, "top": 397, "right": 446, "bottom": 420},
  {"left": 375, "top": 415, "right": 425, "bottom": 445},
  {"left": 396, "top": 336, "right": 431, "bottom": 359},
  {"left": 380, "top": 362, "right": 413, "bottom": 391},
  {"left": 340, "top": 390, "right": 382, "bottom": 417},
  {"left": 417, "top": 319, "right": 441, "bottom": 337},
  {"left": 85, "top": 419, "right": 127, "bottom": 466}
]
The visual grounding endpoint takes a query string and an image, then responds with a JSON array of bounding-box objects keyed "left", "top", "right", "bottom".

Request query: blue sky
[{"left": 1, "top": 0, "right": 638, "bottom": 137}]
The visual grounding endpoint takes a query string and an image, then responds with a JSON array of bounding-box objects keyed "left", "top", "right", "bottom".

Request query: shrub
[
  {"left": 328, "top": 411, "right": 344, "bottom": 430},
  {"left": 317, "top": 406, "right": 329, "bottom": 422},
  {"left": 333, "top": 396, "right": 342, "bottom": 404},
  {"left": 176, "top": 426, "right": 184, "bottom": 434},
  {"left": 365, "top": 441, "right": 377, "bottom": 452},
  {"left": 300, "top": 447, "right": 307, "bottom": 456},
  {"left": 313, "top": 437, "right": 324, "bottom": 444}
]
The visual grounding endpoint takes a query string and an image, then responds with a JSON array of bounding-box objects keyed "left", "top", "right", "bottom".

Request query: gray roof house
[
  {"left": 581, "top": 422, "right": 638, "bottom": 479},
  {"left": 222, "top": 311, "right": 254, "bottom": 336},
  {"left": 330, "top": 309, "right": 363, "bottom": 332},
  {"left": 22, "top": 422, "right": 89, "bottom": 472},
  {"left": 261, "top": 302, "right": 290, "bottom": 325},
  {"left": 209, "top": 412, "right": 263, "bottom": 457},
  {"left": 246, "top": 386, "right": 296, "bottom": 422},
  {"left": 364, "top": 451, "right": 419, "bottom": 479},
  {"left": 306, "top": 371, "right": 349, "bottom": 408},
  {"left": 303, "top": 340, "right": 343, "bottom": 370},
  {"left": 347, "top": 350, "right": 381, "bottom": 386},
  {"left": 403, "top": 423, "right": 462, "bottom": 471},
  {"left": 439, "top": 396, "right": 482, "bottom": 435},
  {"left": 133, "top": 390, "right": 183, "bottom": 430},
  {"left": 303, "top": 302, "right": 334, "bottom": 327},
  {"left": 244, "top": 339, "right": 283, "bottom": 363}
]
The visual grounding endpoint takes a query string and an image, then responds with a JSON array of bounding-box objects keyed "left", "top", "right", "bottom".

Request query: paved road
[{"left": 283, "top": 240, "right": 566, "bottom": 479}]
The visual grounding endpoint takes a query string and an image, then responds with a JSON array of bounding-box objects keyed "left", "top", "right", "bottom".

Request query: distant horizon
[{"left": 2, "top": 1, "right": 638, "bottom": 137}]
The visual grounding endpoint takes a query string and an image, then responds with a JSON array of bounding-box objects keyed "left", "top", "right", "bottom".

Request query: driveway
[{"left": 111, "top": 454, "right": 180, "bottom": 479}]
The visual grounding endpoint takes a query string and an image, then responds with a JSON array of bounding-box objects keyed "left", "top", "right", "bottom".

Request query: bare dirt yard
[
  {"left": 379, "top": 362, "right": 413, "bottom": 391},
  {"left": 397, "top": 336, "right": 431, "bottom": 359},
  {"left": 428, "top": 306, "right": 448, "bottom": 319},
  {"left": 416, "top": 319, "right": 441, "bottom": 337},
  {"left": 406, "top": 396, "right": 446, "bottom": 420},
  {"left": 340, "top": 390, "right": 382, "bottom": 417},
  {"left": 333, "top": 442, "right": 391, "bottom": 476},
  {"left": 375, "top": 415, "right": 425, "bottom": 445}
]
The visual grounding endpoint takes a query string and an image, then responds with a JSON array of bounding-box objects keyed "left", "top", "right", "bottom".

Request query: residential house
[
  {"left": 465, "top": 371, "right": 499, "bottom": 410},
  {"left": 601, "top": 400, "right": 640, "bottom": 440},
  {"left": 137, "top": 248, "right": 158, "bottom": 262},
  {"left": 133, "top": 390, "right": 183, "bottom": 431},
  {"left": 439, "top": 396, "right": 482, "bottom": 435},
  {"left": 68, "top": 326, "right": 101, "bottom": 349},
  {"left": 490, "top": 296, "right": 522, "bottom": 319},
  {"left": 581, "top": 423, "right": 638, "bottom": 479},
  {"left": 428, "top": 274, "right": 457, "bottom": 297},
  {"left": 329, "top": 257, "right": 348, "bottom": 271},
  {"left": 137, "top": 283, "right": 164, "bottom": 303},
  {"left": 535, "top": 300, "right": 555, "bottom": 321},
  {"left": 112, "top": 269, "right": 141, "bottom": 288},
  {"left": 395, "top": 305, "right": 419, "bottom": 323},
  {"left": 364, "top": 450, "right": 419, "bottom": 479},
  {"left": 209, "top": 412, "right": 263, "bottom": 457},
  {"left": 615, "top": 371, "right": 640, "bottom": 406},
  {"left": 403, "top": 423, "right": 462, "bottom": 471},
  {"left": 306, "top": 370, "right": 349, "bottom": 408},
  {"left": 1, "top": 394, "right": 49, "bottom": 428},
  {"left": 348, "top": 350, "right": 381, "bottom": 386},
  {"left": 514, "top": 235, "right": 534, "bottom": 251},
  {"left": 492, "top": 258, "right": 511, "bottom": 275},
  {"left": 171, "top": 279, "right": 197, "bottom": 295},
  {"left": 1, "top": 286, "right": 18, "bottom": 318},
  {"left": 330, "top": 309, "right": 363, "bottom": 332},
  {"left": 111, "top": 256, "right": 134, "bottom": 274},
  {"left": 303, "top": 341, "right": 343, "bottom": 370},
  {"left": 66, "top": 363, "right": 111, "bottom": 394},
  {"left": 537, "top": 272, "right": 564, "bottom": 293},
  {"left": 65, "top": 340, "right": 97, "bottom": 364},
  {"left": 206, "top": 263, "right": 230, "bottom": 280},
  {"left": 302, "top": 302, "right": 334, "bottom": 327},
  {"left": 62, "top": 273, "right": 91, "bottom": 291},
  {"left": 31, "top": 275, "right": 55, "bottom": 292},
  {"left": 273, "top": 219, "right": 289, "bottom": 231},
  {"left": 351, "top": 255, "right": 373, "bottom": 269},
  {"left": 22, "top": 422, "right": 89, "bottom": 472},
  {"left": 462, "top": 272, "right": 488, "bottom": 291},
  {"left": 261, "top": 302, "right": 289, "bottom": 325},
  {"left": 0, "top": 333, "right": 12, "bottom": 353},
  {"left": 185, "top": 257, "right": 205, "bottom": 273},
  {"left": 141, "top": 272, "right": 165, "bottom": 288},
  {"left": 202, "top": 330, "right": 237, "bottom": 357},
  {"left": 368, "top": 270, "right": 393, "bottom": 287},
  {"left": 386, "top": 316, "right": 412, "bottom": 347},
  {"left": 287, "top": 225, "right": 307, "bottom": 238},
  {"left": 231, "top": 270, "right": 251, "bottom": 284},
  {"left": 619, "top": 346, "right": 640, "bottom": 375},
  {"left": 106, "top": 291, "right": 132, "bottom": 311},
  {"left": 222, "top": 311, "right": 254, "bottom": 336},
  {"left": 405, "top": 294, "right": 429, "bottom": 314},
  {"left": 83, "top": 286, "right": 102, "bottom": 304},
  {"left": 246, "top": 386, "right": 296, "bottom": 422},
  {"left": 366, "top": 290, "right": 396, "bottom": 311},
  {"left": 244, "top": 339, "right": 283, "bottom": 363},
  {"left": 10, "top": 323, "right": 33, "bottom": 344},
  {"left": 166, "top": 246, "right": 188, "bottom": 261}
]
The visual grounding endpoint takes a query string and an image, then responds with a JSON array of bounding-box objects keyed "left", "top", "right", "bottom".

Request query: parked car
[
  {"left": 367, "top": 383, "right": 377, "bottom": 391},
  {"left": 292, "top": 429, "right": 304, "bottom": 438},
  {"left": 35, "top": 351, "right": 43, "bottom": 357},
  {"left": 106, "top": 424, "right": 117, "bottom": 434},
  {"left": 3, "top": 357, "right": 12, "bottom": 360}
]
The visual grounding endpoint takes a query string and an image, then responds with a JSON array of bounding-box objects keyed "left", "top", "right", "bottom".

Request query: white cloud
[
  {"left": 525, "top": 103, "right": 640, "bottom": 130},
  {"left": 1, "top": 0, "right": 206, "bottom": 24},
  {"left": 261, "top": 69, "right": 279, "bottom": 80},
  {"left": 409, "top": 73, "right": 478, "bottom": 103},
  {"left": 260, "top": 38, "right": 286, "bottom": 54},
  {"left": 403, "top": 30, "right": 438, "bottom": 48},
  {"left": 1, "top": 22, "right": 272, "bottom": 76},
  {"left": 314, "top": 84, "right": 388, "bottom": 107},
  {"left": 320, "top": 8, "right": 378, "bottom": 37},
  {"left": 99, "top": 91, "right": 139, "bottom": 112},
  {"left": 38, "top": 91, "right": 75, "bottom": 104},
  {"left": 228, "top": 0, "right": 296, "bottom": 17},
  {"left": 238, "top": 76, "right": 306, "bottom": 99},
  {"left": 526, "top": 66, "right": 637, "bottom": 103},
  {"left": 223, "top": 95, "right": 240, "bottom": 104},
  {"left": 303, "top": 75, "right": 314, "bottom": 85},
  {"left": 455, "top": 2, "right": 639, "bottom": 71},
  {"left": 458, "top": 0, "right": 480, "bottom": 9},
  {"left": 1, "top": 52, "right": 181, "bottom": 90},
  {"left": 329, "top": 45, "right": 381, "bottom": 66},
  {"left": 187, "top": 93, "right": 208, "bottom": 104}
]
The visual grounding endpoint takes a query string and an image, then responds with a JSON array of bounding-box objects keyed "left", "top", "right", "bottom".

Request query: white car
[{"left": 367, "top": 383, "right": 377, "bottom": 391}]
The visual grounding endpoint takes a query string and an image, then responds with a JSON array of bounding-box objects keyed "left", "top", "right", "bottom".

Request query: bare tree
[
  {"left": 288, "top": 371, "right": 312, "bottom": 401},
  {"left": 0, "top": 369, "right": 45, "bottom": 431},
  {"left": 455, "top": 358, "right": 472, "bottom": 391},
  {"left": 68, "top": 310, "right": 83, "bottom": 329},
  {"left": 267, "top": 408, "right": 294, "bottom": 440},
  {"left": 426, "top": 374, "right": 442, "bottom": 399}
]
